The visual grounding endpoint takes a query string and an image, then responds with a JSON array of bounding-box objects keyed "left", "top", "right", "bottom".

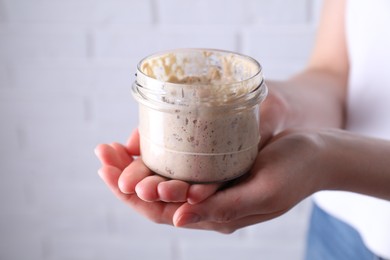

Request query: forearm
[
  {"left": 318, "top": 129, "right": 390, "bottom": 200},
  {"left": 268, "top": 69, "right": 347, "bottom": 130}
]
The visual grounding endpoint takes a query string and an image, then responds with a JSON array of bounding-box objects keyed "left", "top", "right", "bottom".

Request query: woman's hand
[
  {"left": 96, "top": 127, "right": 390, "bottom": 232},
  {"left": 172, "top": 128, "right": 390, "bottom": 233},
  {"left": 94, "top": 130, "right": 222, "bottom": 224},
  {"left": 170, "top": 129, "right": 327, "bottom": 233},
  {"left": 95, "top": 128, "right": 327, "bottom": 232}
]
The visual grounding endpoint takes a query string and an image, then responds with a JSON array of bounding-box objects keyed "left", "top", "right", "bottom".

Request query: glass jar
[{"left": 131, "top": 48, "right": 267, "bottom": 183}]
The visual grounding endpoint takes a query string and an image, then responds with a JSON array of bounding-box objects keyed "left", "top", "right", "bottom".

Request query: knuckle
[{"left": 214, "top": 209, "right": 237, "bottom": 223}]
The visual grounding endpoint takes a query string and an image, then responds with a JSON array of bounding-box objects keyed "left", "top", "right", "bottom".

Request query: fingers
[
  {"left": 136, "top": 178, "right": 222, "bottom": 203},
  {"left": 95, "top": 144, "right": 125, "bottom": 169},
  {"left": 259, "top": 121, "right": 274, "bottom": 149},
  {"left": 95, "top": 143, "right": 134, "bottom": 171},
  {"left": 172, "top": 190, "right": 240, "bottom": 227},
  {"left": 118, "top": 157, "right": 153, "bottom": 194},
  {"left": 172, "top": 179, "right": 261, "bottom": 227},
  {"left": 156, "top": 181, "right": 220, "bottom": 204},
  {"left": 187, "top": 183, "right": 221, "bottom": 204},
  {"left": 135, "top": 175, "right": 168, "bottom": 202},
  {"left": 125, "top": 197, "right": 182, "bottom": 226},
  {"left": 180, "top": 209, "right": 289, "bottom": 234},
  {"left": 110, "top": 142, "right": 133, "bottom": 168},
  {"left": 98, "top": 165, "right": 132, "bottom": 202},
  {"left": 126, "top": 129, "right": 140, "bottom": 155},
  {"left": 98, "top": 128, "right": 221, "bottom": 204},
  {"left": 136, "top": 177, "right": 194, "bottom": 203},
  {"left": 100, "top": 142, "right": 216, "bottom": 204},
  {"left": 99, "top": 164, "right": 288, "bottom": 232},
  {"left": 98, "top": 164, "right": 182, "bottom": 226},
  {"left": 258, "top": 84, "right": 289, "bottom": 149},
  {"left": 117, "top": 158, "right": 191, "bottom": 203},
  {"left": 157, "top": 180, "right": 190, "bottom": 202}
]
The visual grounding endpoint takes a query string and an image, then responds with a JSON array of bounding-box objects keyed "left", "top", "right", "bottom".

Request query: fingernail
[{"left": 176, "top": 213, "right": 201, "bottom": 227}]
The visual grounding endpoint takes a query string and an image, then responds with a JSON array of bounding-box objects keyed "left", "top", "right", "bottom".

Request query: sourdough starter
[{"left": 132, "top": 49, "right": 267, "bottom": 182}]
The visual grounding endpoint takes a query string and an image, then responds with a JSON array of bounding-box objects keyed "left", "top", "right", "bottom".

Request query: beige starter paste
[{"left": 135, "top": 50, "right": 263, "bottom": 182}]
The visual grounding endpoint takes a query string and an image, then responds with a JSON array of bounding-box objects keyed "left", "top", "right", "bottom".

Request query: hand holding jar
[
  {"left": 96, "top": 48, "right": 390, "bottom": 233},
  {"left": 94, "top": 49, "right": 292, "bottom": 230}
]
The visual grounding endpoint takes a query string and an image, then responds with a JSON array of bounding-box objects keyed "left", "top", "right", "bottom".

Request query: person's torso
[{"left": 314, "top": 0, "right": 390, "bottom": 258}]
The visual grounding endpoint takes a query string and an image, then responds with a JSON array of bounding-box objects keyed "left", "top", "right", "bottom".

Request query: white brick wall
[{"left": 0, "top": 0, "right": 322, "bottom": 259}]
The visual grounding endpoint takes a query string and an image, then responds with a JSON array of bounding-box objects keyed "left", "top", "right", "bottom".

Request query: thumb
[
  {"left": 173, "top": 183, "right": 258, "bottom": 227},
  {"left": 259, "top": 121, "right": 274, "bottom": 149},
  {"left": 126, "top": 128, "right": 141, "bottom": 155}
]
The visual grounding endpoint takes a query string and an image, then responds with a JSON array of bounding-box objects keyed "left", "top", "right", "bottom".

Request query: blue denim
[{"left": 304, "top": 203, "right": 385, "bottom": 260}]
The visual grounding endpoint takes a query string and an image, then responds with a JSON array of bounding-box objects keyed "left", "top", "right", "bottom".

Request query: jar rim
[{"left": 136, "top": 48, "right": 263, "bottom": 89}]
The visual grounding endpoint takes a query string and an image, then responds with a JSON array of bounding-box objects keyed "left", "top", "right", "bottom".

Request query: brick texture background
[{"left": 0, "top": 0, "right": 322, "bottom": 259}]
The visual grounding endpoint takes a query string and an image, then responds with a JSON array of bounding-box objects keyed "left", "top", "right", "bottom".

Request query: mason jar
[{"left": 131, "top": 48, "right": 267, "bottom": 183}]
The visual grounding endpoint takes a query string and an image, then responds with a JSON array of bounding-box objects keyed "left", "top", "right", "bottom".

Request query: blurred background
[{"left": 0, "top": 0, "right": 323, "bottom": 259}]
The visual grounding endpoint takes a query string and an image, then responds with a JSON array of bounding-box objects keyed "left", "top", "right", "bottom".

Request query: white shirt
[{"left": 314, "top": 0, "right": 390, "bottom": 258}]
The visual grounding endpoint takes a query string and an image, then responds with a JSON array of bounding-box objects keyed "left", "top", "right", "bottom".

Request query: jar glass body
[{"left": 132, "top": 49, "right": 267, "bottom": 182}]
